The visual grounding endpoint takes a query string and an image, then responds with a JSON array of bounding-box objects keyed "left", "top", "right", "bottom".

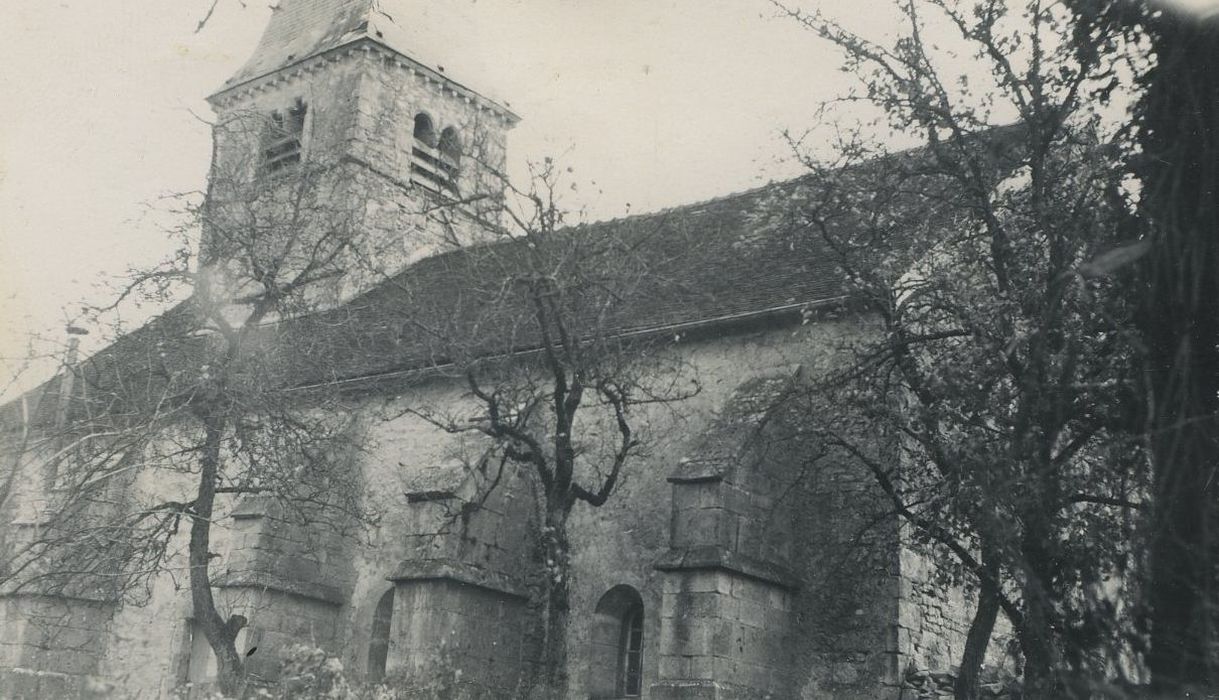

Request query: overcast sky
[{"left": 0, "top": 0, "right": 915, "bottom": 389}]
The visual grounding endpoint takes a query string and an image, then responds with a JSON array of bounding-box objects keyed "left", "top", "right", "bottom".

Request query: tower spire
[
  {"left": 201, "top": 0, "right": 517, "bottom": 308},
  {"left": 214, "top": 0, "right": 511, "bottom": 116}
]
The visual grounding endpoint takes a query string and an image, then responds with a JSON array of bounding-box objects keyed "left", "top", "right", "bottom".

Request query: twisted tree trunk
[
  {"left": 955, "top": 546, "right": 1001, "bottom": 700},
  {"left": 189, "top": 415, "right": 246, "bottom": 696},
  {"left": 1017, "top": 515, "right": 1062, "bottom": 699},
  {"left": 536, "top": 506, "right": 572, "bottom": 700}
]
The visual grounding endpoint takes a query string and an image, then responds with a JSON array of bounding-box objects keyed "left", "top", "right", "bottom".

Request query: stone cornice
[
  {"left": 654, "top": 545, "right": 800, "bottom": 590},
  {"left": 390, "top": 557, "right": 529, "bottom": 600},
  {"left": 209, "top": 38, "right": 519, "bottom": 127},
  {"left": 212, "top": 570, "right": 346, "bottom": 605},
  {"left": 668, "top": 459, "right": 727, "bottom": 484}
]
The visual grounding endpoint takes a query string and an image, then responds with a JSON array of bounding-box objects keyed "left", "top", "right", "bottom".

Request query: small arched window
[
  {"left": 413, "top": 113, "right": 437, "bottom": 148},
  {"left": 590, "top": 585, "right": 645, "bottom": 698},
  {"left": 367, "top": 588, "right": 395, "bottom": 682}
]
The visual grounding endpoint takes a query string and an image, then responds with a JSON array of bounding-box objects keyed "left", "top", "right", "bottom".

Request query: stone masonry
[{"left": 0, "top": 2, "right": 1003, "bottom": 698}]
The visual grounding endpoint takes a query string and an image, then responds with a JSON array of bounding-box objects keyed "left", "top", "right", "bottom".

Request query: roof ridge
[
  {"left": 350, "top": 171, "right": 812, "bottom": 303},
  {"left": 569, "top": 174, "right": 813, "bottom": 231}
]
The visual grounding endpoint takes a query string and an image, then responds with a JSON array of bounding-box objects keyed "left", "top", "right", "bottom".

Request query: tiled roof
[
  {"left": 293, "top": 125, "right": 1001, "bottom": 390},
  {"left": 5, "top": 126, "right": 1008, "bottom": 429},
  {"left": 0, "top": 174, "right": 845, "bottom": 433},
  {"left": 287, "top": 177, "right": 847, "bottom": 389},
  {"left": 218, "top": 0, "right": 512, "bottom": 111}
]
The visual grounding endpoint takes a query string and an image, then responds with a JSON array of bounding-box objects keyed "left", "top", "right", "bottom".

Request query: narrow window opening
[
  {"left": 620, "top": 604, "right": 644, "bottom": 697},
  {"left": 592, "top": 585, "right": 645, "bottom": 699},
  {"left": 367, "top": 588, "right": 395, "bottom": 682}
]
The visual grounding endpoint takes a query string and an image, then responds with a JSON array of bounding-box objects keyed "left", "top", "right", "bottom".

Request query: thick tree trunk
[
  {"left": 1017, "top": 615, "right": 1058, "bottom": 700},
  {"left": 536, "top": 506, "right": 572, "bottom": 700},
  {"left": 1018, "top": 522, "right": 1061, "bottom": 699},
  {"left": 1135, "top": 12, "right": 1219, "bottom": 693},
  {"left": 189, "top": 417, "right": 246, "bottom": 697},
  {"left": 955, "top": 548, "right": 1000, "bottom": 700}
]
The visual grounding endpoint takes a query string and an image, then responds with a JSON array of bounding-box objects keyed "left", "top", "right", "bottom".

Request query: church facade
[{"left": 0, "top": 2, "right": 984, "bottom": 698}]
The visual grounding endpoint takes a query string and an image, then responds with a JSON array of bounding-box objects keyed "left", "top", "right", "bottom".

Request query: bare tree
[
  {"left": 0, "top": 109, "right": 375, "bottom": 696},
  {"left": 195, "top": 0, "right": 245, "bottom": 34},
  {"left": 771, "top": 0, "right": 1148, "bottom": 696},
  {"left": 368, "top": 156, "right": 702, "bottom": 698}
]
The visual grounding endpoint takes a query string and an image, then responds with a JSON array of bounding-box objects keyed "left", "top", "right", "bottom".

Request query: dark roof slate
[
  {"left": 9, "top": 124, "right": 1013, "bottom": 428},
  {"left": 292, "top": 177, "right": 845, "bottom": 387}
]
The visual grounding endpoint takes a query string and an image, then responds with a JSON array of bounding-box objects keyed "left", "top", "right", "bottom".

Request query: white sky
[{"left": 0, "top": 0, "right": 909, "bottom": 391}]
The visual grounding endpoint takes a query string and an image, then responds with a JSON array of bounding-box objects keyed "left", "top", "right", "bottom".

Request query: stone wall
[
  {"left": 0, "top": 316, "right": 994, "bottom": 699},
  {"left": 789, "top": 449, "right": 904, "bottom": 700},
  {"left": 203, "top": 43, "right": 514, "bottom": 313},
  {"left": 897, "top": 537, "right": 1019, "bottom": 690},
  {"left": 220, "top": 496, "right": 356, "bottom": 605},
  {"left": 353, "top": 46, "right": 510, "bottom": 202},
  {"left": 387, "top": 579, "right": 532, "bottom": 698},
  {"left": 216, "top": 588, "right": 345, "bottom": 683},
  {"left": 0, "top": 445, "right": 144, "bottom": 698},
  {"left": 898, "top": 543, "right": 973, "bottom": 674},
  {"left": 0, "top": 595, "right": 114, "bottom": 698},
  {"left": 558, "top": 329, "right": 791, "bottom": 699},
  {"left": 556, "top": 319, "right": 906, "bottom": 700},
  {"left": 651, "top": 570, "right": 794, "bottom": 700}
]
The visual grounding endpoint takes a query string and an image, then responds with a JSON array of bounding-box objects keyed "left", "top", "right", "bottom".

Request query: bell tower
[{"left": 203, "top": 0, "right": 519, "bottom": 307}]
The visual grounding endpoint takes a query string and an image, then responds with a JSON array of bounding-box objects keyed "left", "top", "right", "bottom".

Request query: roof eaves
[{"left": 282, "top": 295, "right": 850, "bottom": 397}]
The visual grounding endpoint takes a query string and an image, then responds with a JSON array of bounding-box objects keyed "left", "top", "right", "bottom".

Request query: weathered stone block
[{"left": 0, "top": 668, "right": 41, "bottom": 699}]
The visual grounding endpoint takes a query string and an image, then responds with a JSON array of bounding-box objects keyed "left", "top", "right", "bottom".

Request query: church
[{"left": 0, "top": 1, "right": 986, "bottom": 698}]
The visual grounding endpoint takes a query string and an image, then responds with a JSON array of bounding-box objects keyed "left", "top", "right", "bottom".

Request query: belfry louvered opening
[
  {"left": 262, "top": 98, "right": 307, "bottom": 173},
  {"left": 410, "top": 112, "right": 460, "bottom": 193}
]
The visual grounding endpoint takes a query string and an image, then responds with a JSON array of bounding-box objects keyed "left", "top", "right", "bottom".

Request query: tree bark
[
  {"left": 1017, "top": 522, "right": 1061, "bottom": 699},
  {"left": 955, "top": 547, "right": 1001, "bottom": 700},
  {"left": 1135, "top": 12, "right": 1219, "bottom": 693},
  {"left": 189, "top": 416, "right": 246, "bottom": 696},
  {"left": 536, "top": 506, "right": 572, "bottom": 700},
  {"left": 1016, "top": 615, "right": 1057, "bottom": 700}
]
